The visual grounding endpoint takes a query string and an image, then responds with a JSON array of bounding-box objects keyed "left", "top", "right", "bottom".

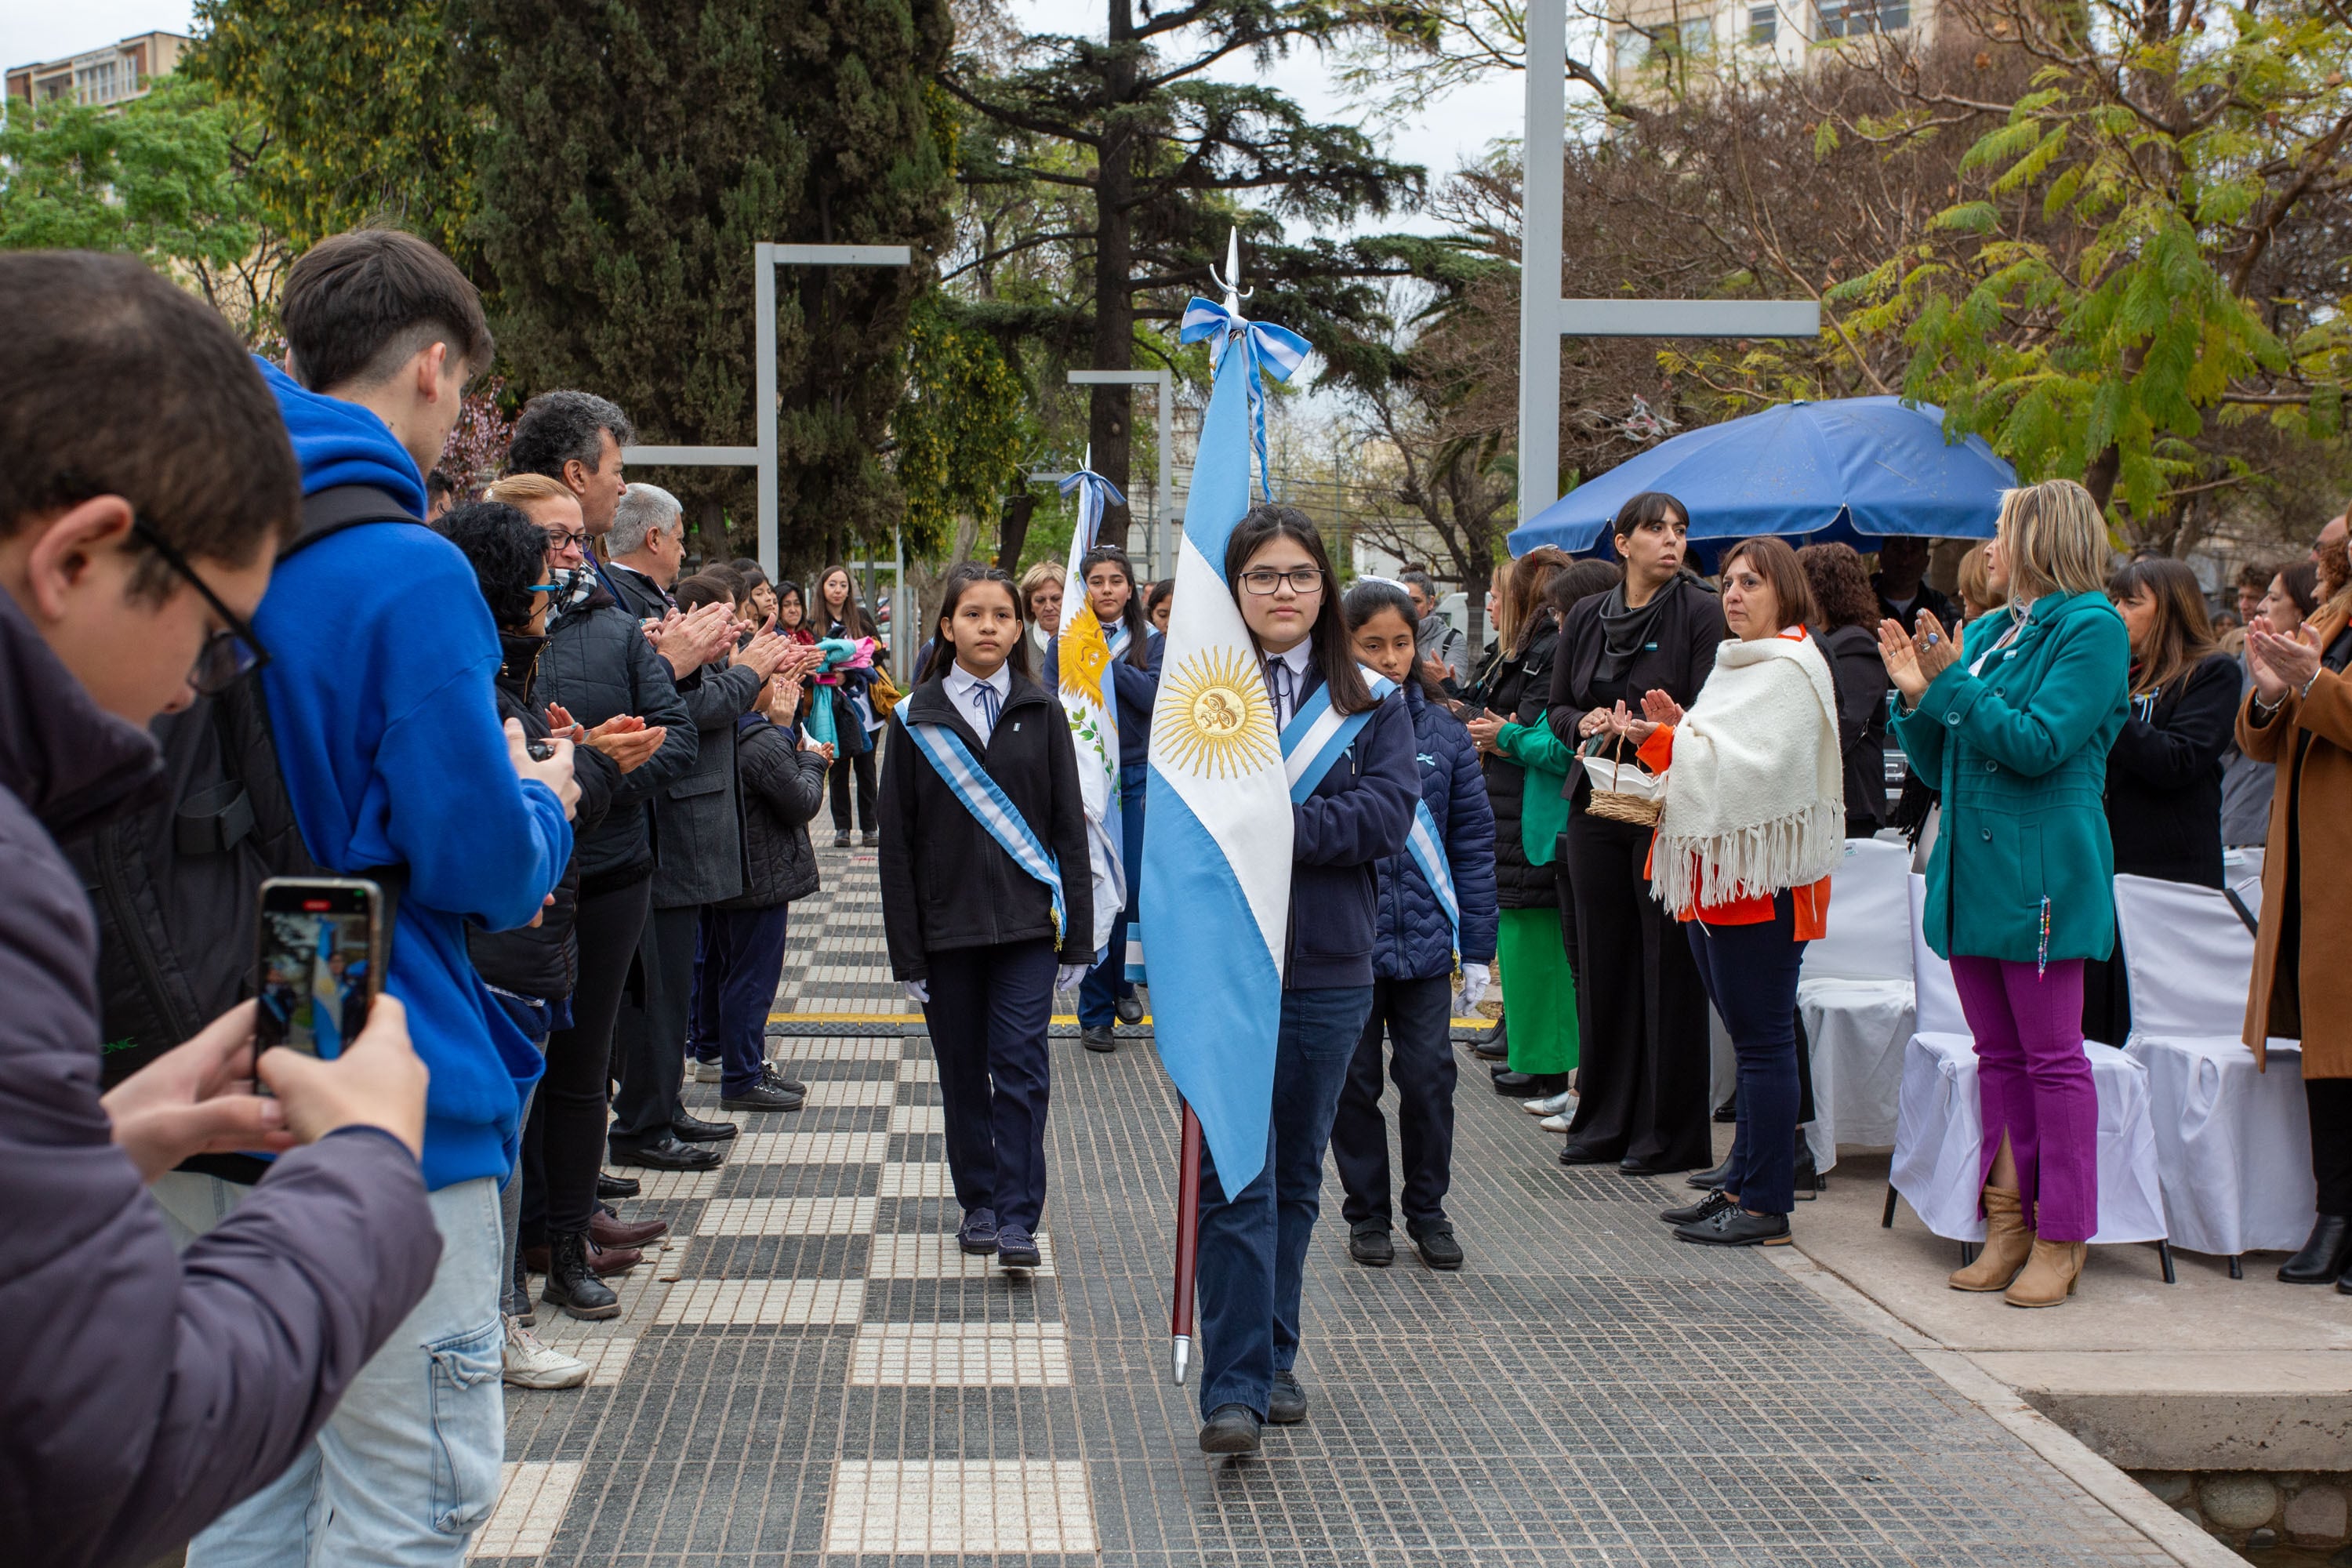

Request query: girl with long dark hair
[
  {"left": 816, "top": 564, "right": 882, "bottom": 845},
  {"left": 1042, "top": 545, "right": 1163, "bottom": 1050},
  {"left": 879, "top": 567, "right": 1093, "bottom": 1272},
  {"left": 1192, "top": 507, "right": 1418, "bottom": 1456}
]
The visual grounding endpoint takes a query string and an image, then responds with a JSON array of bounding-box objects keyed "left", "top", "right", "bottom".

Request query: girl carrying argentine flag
[
  {"left": 878, "top": 566, "right": 1094, "bottom": 1272},
  {"left": 1327, "top": 579, "right": 1500, "bottom": 1275},
  {"left": 1192, "top": 506, "right": 1420, "bottom": 1457}
]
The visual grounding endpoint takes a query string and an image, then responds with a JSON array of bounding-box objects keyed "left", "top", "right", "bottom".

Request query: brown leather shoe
[
  {"left": 591, "top": 1208, "right": 669, "bottom": 1250},
  {"left": 522, "top": 1240, "right": 642, "bottom": 1277},
  {"left": 2004, "top": 1238, "right": 2086, "bottom": 1308},
  {"left": 1948, "top": 1185, "right": 2032, "bottom": 1292}
]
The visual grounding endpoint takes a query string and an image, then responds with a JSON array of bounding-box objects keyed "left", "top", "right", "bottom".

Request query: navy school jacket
[
  {"left": 1374, "top": 681, "right": 1500, "bottom": 981},
  {"left": 878, "top": 668, "right": 1095, "bottom": 979},
  {"left": 1044, "top": 626, "right": 1163, "bottom": 771},
  {"left": 1287, "top": 662, "right": 1421, "bottom": 989}
]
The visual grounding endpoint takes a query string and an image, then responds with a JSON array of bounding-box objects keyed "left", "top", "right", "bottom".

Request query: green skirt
[{"left": 1497, "top": 906, "right": 1578, "bottom": 1074}]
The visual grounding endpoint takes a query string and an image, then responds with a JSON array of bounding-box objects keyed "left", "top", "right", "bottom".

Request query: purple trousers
[{"left": 1950, "top": 956, "right": 2098, "bottom": 1243}]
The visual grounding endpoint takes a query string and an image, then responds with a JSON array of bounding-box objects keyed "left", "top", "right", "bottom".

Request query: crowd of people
[{"left": 5, "top": 216, "right": 2351, "bottom": 1561}]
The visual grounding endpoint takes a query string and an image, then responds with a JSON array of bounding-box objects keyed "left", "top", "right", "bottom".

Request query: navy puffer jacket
[{"left": 1374, "top": 681, "right": 1501, "bottom": 980}]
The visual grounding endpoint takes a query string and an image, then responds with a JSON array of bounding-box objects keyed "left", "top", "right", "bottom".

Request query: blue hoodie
[{"left": 253, "top": 359, "right": 568, "bottom": 1189}]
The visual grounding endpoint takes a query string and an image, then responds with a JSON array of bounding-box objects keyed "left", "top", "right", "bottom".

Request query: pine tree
[{"left": 466, "top": 0, "right": 954, "bottom": 568}]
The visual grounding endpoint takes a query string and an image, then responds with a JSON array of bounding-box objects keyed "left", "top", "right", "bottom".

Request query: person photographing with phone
[{"left": 0, "top": 251, "right": 443, "bottom": 1568}]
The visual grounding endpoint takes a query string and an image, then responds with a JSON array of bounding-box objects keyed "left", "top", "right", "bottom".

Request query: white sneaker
[
  {"left": 1523, "top": 1090, "right": 1575, "bottom": 1116},
  {"left": 691, "top": 1060, "right": 724, "bottom": 1083},
  {"left": 503, "top": 1316, "right": 590, "bottom": 1389},
  {"left": 1539, "top": 1112, "right": 1574, "bottom": 1133}
]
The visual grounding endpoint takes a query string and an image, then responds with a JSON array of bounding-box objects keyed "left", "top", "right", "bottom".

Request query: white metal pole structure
[
  {"left": 1066, "top": 368, "right": 1176, "bottom": 580},
  {"left": 622, "top": 241, "right": 913, "bottom": 580}
]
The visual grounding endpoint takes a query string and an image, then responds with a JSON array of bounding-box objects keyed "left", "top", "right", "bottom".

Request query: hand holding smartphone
[{"left": 254, "top": 877, "right": 387, "bottom": 1078}]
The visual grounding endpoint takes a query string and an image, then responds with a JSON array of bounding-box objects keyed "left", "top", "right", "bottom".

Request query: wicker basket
[{"left": 1581, "top": 735, "right": 1665, "bottom": 827}]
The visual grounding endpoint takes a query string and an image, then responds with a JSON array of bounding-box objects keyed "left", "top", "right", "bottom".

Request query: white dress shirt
[
  {"left": 1263, "top": 640, "right": 1315, "bottom": 731},
  {"left": 942, "top": 661, "right": 1014, "bottom": 745}
]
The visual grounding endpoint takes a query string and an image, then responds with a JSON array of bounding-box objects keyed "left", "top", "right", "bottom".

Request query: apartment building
[
  {"left": 6, "top": 31, "right": 192, "bottom": 111},
  {"left": 1609, "top": 0, "right": 1931, "bottom": 92}
]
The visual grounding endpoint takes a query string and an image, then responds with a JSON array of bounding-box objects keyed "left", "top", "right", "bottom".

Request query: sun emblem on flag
[
  {"left": 1058, "top": 606, "right": 1112, "bottom": 702},
  {"left": 1160, "top": 648, "right": 1279, "bottom": 778}
]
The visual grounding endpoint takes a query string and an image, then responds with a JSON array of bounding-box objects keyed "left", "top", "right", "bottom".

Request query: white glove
[
  {"left": 1054, "top": 963, "right": 1090, "bottom": 995},
  {"left": 1455, "top": 963, "right": 1490, "bottom": 1016},
  {"left": 904, "top": 979, "right": 929, "bottom": 1005}
]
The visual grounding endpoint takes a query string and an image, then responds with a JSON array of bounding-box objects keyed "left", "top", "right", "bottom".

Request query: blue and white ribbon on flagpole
[
  {"left": 898, "top": 713, "right": 1066, "bottom": 939},
  {"left": 1058, "top": 466, "right": 1127, "bottom": 539},
  {"left": 1178, "top": 296, "right": 1311, "bottom": 503}
]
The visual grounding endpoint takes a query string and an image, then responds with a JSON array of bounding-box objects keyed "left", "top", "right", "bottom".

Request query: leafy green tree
[
  {"left": 942, "top": 0, "right": 1427, "bottom": 549},
  {"left": 1819, "top": 0, "right": 2352, "bottom": 531},
  {"left": 466, "top": 0, "right": 956, "bottom": 571},
  {"left": 895, "top": 292, "right": 1036, "bottom": 557},
  {"left": 0, "top": 74, "right": 288, "bottom": 338},
  {"left": 191, "top": 0, "right": 477, "bottom": 261}
]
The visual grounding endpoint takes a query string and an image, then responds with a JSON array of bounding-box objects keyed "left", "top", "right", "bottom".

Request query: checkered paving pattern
[{"left": 485, "top": 844, "right": 2180, "bottom": 1566}]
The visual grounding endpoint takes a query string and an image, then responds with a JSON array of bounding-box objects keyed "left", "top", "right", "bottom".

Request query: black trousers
[
  {"left": 924, "top": 937, "right": 1057, "bottom": 1231},
  {"left": 829, "top": 746, "right": 878, "bottom": 833},
  {"left": 610, "top": 902, "right": 699, "bottom": 1149},
  {"left": 2312, "top": 1078, "right": 2352, "bottom": 1216},
  {"left": 1561, "top": 811, "right": 1714, "bottom": 1171},
  {"left": 528, "top": 873, "right": 652, "bottom": 1237},
  {"left": 1330, "top": 973, "right": 1458, "bottom": 1229}
]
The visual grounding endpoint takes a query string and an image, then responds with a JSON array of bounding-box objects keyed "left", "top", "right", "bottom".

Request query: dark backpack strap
[
  {"left": 286, "top": 484, "right": 423, "bottom": 561},
  {"left": 2222, "top": 884, "right": 2261, "bottom": 936}
]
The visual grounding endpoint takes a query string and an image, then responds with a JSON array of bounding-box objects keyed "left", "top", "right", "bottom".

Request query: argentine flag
[
  {"left": 1140, "top": 313, "right": 1295, "bottom": 1193},
  {"left": 1053, "top": 467, "right": 1127, "bottom": 956}
]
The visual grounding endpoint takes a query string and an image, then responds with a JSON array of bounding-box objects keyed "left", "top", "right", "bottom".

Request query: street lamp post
[{"left": 1065, "top": 368, "right": 1177, "bottom": 580}]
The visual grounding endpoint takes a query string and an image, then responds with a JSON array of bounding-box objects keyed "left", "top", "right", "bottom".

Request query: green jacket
[
  {"left": 1891, "top": 590, "right": 2129, "bottom": 965},
  {"left": 1496, "top": 720, "right": 1573, "bottom": 867}
]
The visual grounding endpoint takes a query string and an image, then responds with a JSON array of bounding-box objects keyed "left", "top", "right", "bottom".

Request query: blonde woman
[{"left": 1882, "top": 478, "right": 2130, "bottom": 1308}]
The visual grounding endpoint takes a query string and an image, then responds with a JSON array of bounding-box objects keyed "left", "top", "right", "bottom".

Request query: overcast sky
[{"left": 7, "top": 0, "right": 1530, "bottom": 234}]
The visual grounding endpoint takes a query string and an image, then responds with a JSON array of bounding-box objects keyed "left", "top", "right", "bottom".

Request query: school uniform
[
  {"left": 1330, "top": 680, "right": 1500, "bottom": 1236},
  {"left": 1194, "top": 646, "right": 1421, "bottom": 1421},
  {"left": 879, "top": 665, "right": 1094, "bottom": 1233},
  {"left": 1043, "top": 625, "right": 1163, "bottom": 1026}
]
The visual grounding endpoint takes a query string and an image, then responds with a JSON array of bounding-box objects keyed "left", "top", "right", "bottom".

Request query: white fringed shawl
[{"left": 1648, "top": 633, "right": 1846, "bottom": 912}]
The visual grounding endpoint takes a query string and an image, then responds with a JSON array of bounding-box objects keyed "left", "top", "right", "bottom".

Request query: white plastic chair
[
  {"left": 2114, "top": 873, "right": 2314, "bottom": 1271},
  {"left": 1886, "top": 874, "right": 2173, "bottom": 1273},
  {"left": 1796, "top": 840, "right": 1916, "bottom": 1170}
]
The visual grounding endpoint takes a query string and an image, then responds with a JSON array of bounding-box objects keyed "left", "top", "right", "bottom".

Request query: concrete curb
[{"left": 1765, "top": 1247, "right": 2243, "bottom": 1568}]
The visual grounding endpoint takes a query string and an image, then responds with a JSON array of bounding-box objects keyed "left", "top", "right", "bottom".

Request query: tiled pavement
[{"left": 481, "top": 845, "right": 2182, "bottom": 1566}]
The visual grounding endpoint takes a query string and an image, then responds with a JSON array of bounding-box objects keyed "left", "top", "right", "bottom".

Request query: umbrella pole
[{"left": 1170, "top": 1101, "right": 1203, "bottom": 1385}]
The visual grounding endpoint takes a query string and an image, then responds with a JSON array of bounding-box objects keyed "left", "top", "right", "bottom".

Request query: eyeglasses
[
  {"left": 542, "top": 526, "right": 588, "bottom": 557},
  {"left": 132, "top": 517, "right": 270, "bottom": 694},
  {"left": 1240, "top": 566, "right": 1325, "bottom": 596}
]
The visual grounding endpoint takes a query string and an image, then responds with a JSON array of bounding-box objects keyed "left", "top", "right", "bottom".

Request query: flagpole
[{"left": 1170, "top": 1101, "right": 1202, "bottom": 1384}]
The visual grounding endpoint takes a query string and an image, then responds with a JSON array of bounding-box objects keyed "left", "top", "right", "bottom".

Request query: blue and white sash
[
  {"left": 899, "top": 712, "right": 1065, "bottom": 939},
  {"left": 1406, "top": 798, "right": 1461, "bottom": 944}
]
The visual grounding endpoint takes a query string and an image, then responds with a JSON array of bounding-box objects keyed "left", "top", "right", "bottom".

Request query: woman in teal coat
[{"left": 1882, "top": 478, "right": 2129, "bottom": 1309}]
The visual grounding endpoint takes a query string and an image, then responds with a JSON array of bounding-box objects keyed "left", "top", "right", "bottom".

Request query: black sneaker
[
  {"left": 1674, "top": 1206, "right": 1791, "bottom": 1247},
  {"left": 760, "top": 1062, "right": 808, "bottom": 1095},
  {"left": 1407, "top": 1221, "right": 1463, "bottom": 1271},
  {"left": 1660, "top": 1189, "right": 1735, "bottom": 1226},
  {"left": 1115, "top": 993, "right": 1144, "bottom": 1025},
  {"left": 1199, "top": 1403, "right": 1262, "bottom": 1454},
  {"left": 1081, "top": 1025, "right": 1116, "bottom": 1053},
  {"left": 1267, "top": 1370, "right": 1307, "bottom": 1424},
  {"left": 1347, "top": 1223, "right": 1393, "bottom": 1267},
  {"left": 720, "top": 1082, "right": 805, "bottom": 1112}
]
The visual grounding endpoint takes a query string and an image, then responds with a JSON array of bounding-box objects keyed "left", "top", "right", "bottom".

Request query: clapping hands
[
  {"left": 2248, "top": 621, "right": 2324, "bottom": 706},
  {"left": 1877, "top": 610, "right": 1958, "bottom": 704}
]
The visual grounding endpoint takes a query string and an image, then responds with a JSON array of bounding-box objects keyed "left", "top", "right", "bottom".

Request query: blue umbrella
[{"left": 1508, "top": 395, "right": 2017, "bottom": 561}]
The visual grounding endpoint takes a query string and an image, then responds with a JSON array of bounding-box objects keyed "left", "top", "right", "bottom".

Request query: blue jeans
[
  {"left": 703, "top": 903, "right": 794, "bottom": 1097},
  {"left": 1685, "top": 894, "right": 1807, "bottom": 1215},
  {"left": 1194, "top": 984, "right": 1374, "bottom": 1419},
  {"left": 1078, "top": 764, "right": 1147, "bottom": 1027},
  {"left": 154, "top": 1173, "right": 508, "bottom": 1565}
]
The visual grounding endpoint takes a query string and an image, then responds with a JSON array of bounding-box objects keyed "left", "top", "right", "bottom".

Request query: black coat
[
  {"left": 879, "top": 670, "right": 1094, "bottom": 978},
  {"left": 2103, "top": 651, "right": 2239, "bottom": 887},
  {"left": 1819, "top": 622, "right": 1891, "bottom": 830},
  {"left": 467, "top": 632, "right": 620, "bottom": 1003},
  {"left": 1474, "top": 614, "right": 1563, "bottom": 909},
  {"left": 535, "top": 582, "right": 696, "bottom": 892},
  {"left": 1548, "top": 572, "right": 1730, "bottom": 771},
  {"left": 718, "top": 714, "right": 829, "bottom": 910}
]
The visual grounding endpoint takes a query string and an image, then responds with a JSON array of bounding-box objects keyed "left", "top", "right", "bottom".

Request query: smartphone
[
  {"left": 254, "top": 877, "right": 387, "bottom": 1070},
  {"left": 527, "top": 737, "right": 557, "bottom": 761}
]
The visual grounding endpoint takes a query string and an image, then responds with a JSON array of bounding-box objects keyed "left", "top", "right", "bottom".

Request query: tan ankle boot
[
  {"left": 1948, "top": 1185, "right": 2032, "bottom": 1291},
  {"left": 2003, "top": 1238, "right": 2087, "bottom": 1307}
]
